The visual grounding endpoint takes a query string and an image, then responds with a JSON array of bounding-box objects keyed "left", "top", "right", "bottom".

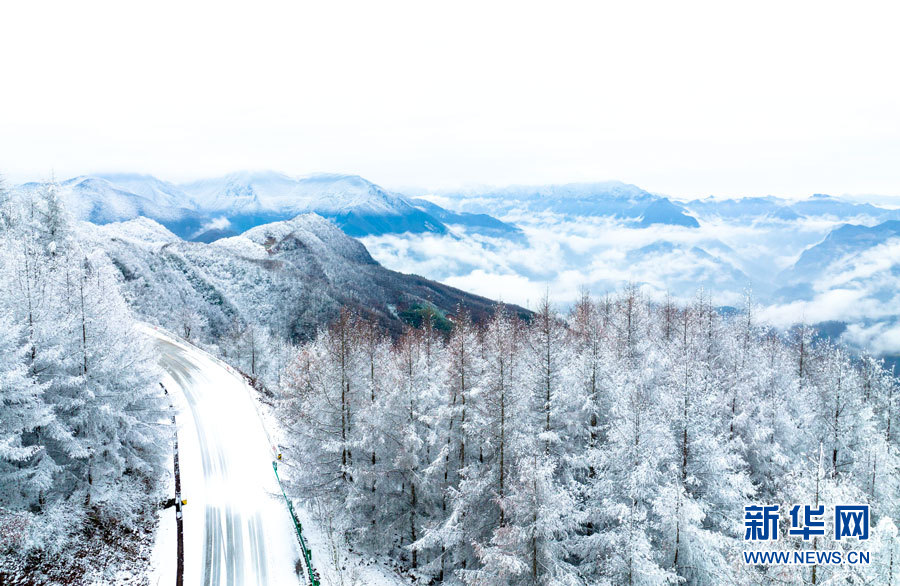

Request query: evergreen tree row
[{"left": 281, "top": 290, "right": 900, "bottom": 585}]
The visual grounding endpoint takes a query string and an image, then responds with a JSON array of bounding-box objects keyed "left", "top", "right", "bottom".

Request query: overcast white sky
[{"left": 1, "top": 0, "right": 899, "bottom": 199}]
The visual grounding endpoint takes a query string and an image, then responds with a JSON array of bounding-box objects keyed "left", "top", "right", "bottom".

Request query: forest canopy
[{"left": 279, "top": 291, "right": 900, "bottom": 585}]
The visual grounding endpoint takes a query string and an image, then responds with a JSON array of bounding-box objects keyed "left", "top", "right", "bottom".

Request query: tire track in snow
[{"left": 152, "top": 334, "right": 300, "bottom": 586}]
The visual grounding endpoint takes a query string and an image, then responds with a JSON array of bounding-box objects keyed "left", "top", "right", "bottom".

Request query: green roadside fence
[{"left": 273, "top": 460, "right": 320, "bottom": 586}]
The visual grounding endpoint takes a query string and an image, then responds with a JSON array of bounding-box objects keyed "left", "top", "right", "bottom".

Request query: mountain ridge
[
  {"left": 19, "top": 172, "right": 524, "bottom": 242},
  {"left": 83, "top": 213, "right": 529, "bottom": 340}
]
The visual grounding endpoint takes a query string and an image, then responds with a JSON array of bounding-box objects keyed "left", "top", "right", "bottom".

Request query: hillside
[{"left": 82, "top": 213, "right": 527, "bottom": 341}]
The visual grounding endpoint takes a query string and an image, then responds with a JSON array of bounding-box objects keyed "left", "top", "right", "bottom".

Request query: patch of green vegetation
[{"left": 399, "top": 303, "right": 454, "bottom": 333}]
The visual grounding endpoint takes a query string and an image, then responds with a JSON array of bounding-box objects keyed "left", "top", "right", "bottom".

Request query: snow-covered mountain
[
  {"left": 684, "top": 193, "right": 900, "bottom": 223},
  {"left": 409, "top": 197, "right": 525, "bottom": 239},
  {"left": 758, "top": 219, "right": 900, "bottom": 355},
  {"left": 179, "top": 171, "right": 452, "bottom": 237},
  {"left": 434, "top": 182, "right": 900, "bottom": 228},
  {"left": 436, "top": 180, "right": 702, "bottom": 227},
  {"left": 19, "top": 172, "right": 900, "bottom": 352},
  {"left": 95, "top": 172, "right": 198, "bottom": 209},
  {"left": 359, "top": 182, "right": 900, "bottom": 357},
  {"left": 21, "top": 176, "right": 207, "bottom": 233},
  {"left": 779, "top": 220, "right": 900, "bottom": 288},
  {"left": 182, "top": 171, "right": 405, "bottom": 215},
  {"left": 18, "top": 172, "right": 523, "bottom": 242},
  {"left": 82, "top": 213, "right": 526, "bottom": 340},
  {"left": 638, "top": 198, "right": 699, "bottom": 228},
  {"left": 624, "top": 241, "right": 750, "bottom": 293}
]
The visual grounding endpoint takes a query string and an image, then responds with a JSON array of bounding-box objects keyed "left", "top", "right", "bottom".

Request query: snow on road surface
[{"left": 145, "top": 327, "right": 302, "bottom": 586}]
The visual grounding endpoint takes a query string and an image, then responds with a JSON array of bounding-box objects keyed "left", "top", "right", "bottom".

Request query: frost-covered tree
[
  {"left": 279, "top": 286, "right": 900, "bottom": 585},
  {"left": 0, "top": 183, "right": 166, "bottom": 578},
  {"left": 0, "top": 307, "right": 52, "bottom": 508}
]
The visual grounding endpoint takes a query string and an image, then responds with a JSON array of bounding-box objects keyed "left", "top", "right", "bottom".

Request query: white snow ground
[{"left": 144, "top": 326, "right": 302, "bottom": 586}]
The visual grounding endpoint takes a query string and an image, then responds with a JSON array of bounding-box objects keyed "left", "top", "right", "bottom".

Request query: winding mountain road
[{"left": 147, "top": 328, "right": 301, "bottom": 586}]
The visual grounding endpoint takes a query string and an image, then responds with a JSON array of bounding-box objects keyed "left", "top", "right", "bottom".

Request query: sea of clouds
[{"left": 362, "top": 210, "right": 900, "bottom": 356}]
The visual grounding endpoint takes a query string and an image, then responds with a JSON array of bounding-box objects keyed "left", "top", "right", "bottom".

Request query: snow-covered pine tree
[
  {"left": 567, "top": 291, "right": 609, "bottom": 480},
  {"left": 507, "top": 294, "right": 579, "bottom": 585},
  {"left": 0, "top": 181, "right": 166, "bottom": 577},
  {"left": 345, "top": 316, "right": 391, "bottom": 552},
  {"left": 278, "top": 288, "right": 900, "bottom": 584},
  {"left": 653, "top": 296, "right": 750, "bottom": 584},
  {"left": 417, "top": 306, "right": 484, "bottom": 581},
  {"left": 585, "top": 288, "right": 676, "bottom": 585},
  {"left": 0, "top": 299, "right": 52, "bottom": 509}
]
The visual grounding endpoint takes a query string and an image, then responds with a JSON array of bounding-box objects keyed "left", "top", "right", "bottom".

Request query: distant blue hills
[
  {"left": 18, "top": 173, "right": 722, "bottom": 242},
  {"left": 18, "top": 172, "right": 525, "bottom": 242}
]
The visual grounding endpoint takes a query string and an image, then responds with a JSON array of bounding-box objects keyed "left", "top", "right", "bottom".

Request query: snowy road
[{"left": 147, "top": 328, "right": 300, "bottom": 586}]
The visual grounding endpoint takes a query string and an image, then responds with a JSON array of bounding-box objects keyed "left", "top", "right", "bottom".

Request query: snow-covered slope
[
  {"left": 57, "top": 176, "right": 197, "bottom": 223},
  {"left": 182, "top": 172, "right": 401, "bottom": 215},
  {"left": 779, "top": 220, "right": 900, "bottom": 287},
  {"left": 96, "top": 173, "right": 197, "bottom": 210},
  {"left": 20, "top": 172, "right": 524, "bottom": 240},
  {"left": 18, "top": 176, "right": 208, "bottom": 238},
  {"left": 82, "top": 214, "right": 523, "bottom": 341},
  {"left": 241, "top": 213, "right": 378, "bottom": 265},
  {"left": 180, "top": 171, "right": 450, "bottom": 237},
  {"left": 82, "top": 215, "right": 182, "bottom": 244},
  {"left": 638, "top": 198, "right": 700, "bottom": 228}
]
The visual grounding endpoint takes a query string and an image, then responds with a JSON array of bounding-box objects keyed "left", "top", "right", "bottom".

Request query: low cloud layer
[
  {"left": 192, "top": 216, "right": 232, "bottom": 238},
  {"left": 362, "top": 213, "right": 900, "bottom": 355},
  {"left": 361, "top": 214, "right": 841, "bottom": 309}
]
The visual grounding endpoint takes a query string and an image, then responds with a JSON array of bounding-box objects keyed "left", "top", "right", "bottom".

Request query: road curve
[{"left": 150, "top": 329, "right": 300, "bottom": 586}]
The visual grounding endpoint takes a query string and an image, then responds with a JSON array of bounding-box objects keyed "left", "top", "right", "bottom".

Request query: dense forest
[
  {"left": 0, "top": 181, "right": 166, "bottom": 581},
  {"left": 280, "top": 291, "right": 900, "bottom": 585}
]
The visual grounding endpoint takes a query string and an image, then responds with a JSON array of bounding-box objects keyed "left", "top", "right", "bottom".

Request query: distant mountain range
[
  {"left": 19, "top": 172, "right": 525, "bottom": 242},
  {"left": 436, "top": 181, "right": 702, "bottom": 226},
  {"left": 16, "top": 174, "right": 728, "bottom": 242},
  {"left": 684, "top": 192, "right": 900, "bottom": 223},
  {"left": 434, "top": 181, "right": 900, "bottom": 225},
  {"left": 19, "top": 173, "right": 900, "bottom": 235},
  {"left": 29, "top": 173, "right": 900, "bottom": 247}
]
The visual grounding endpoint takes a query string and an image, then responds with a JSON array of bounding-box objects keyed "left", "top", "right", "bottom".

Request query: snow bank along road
[{"left": 147, "top": 327, "right": 301, "bottom": 585}]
